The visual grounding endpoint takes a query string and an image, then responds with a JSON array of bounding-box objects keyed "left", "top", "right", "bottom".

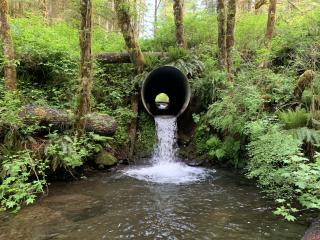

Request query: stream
[{"left": 0, "top": 116, "right": 308, "bottom": 239}]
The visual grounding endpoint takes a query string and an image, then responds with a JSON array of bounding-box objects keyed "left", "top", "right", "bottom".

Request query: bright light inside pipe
[{"left": 155, "top": 93, "right": 169, "bottom": 110}]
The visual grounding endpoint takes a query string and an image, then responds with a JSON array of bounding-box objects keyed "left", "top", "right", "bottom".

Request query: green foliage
[
  {"left": 271, "top": 8, "right": 320, "bottom": 71},
  {"left": 294, "top": 127, "right": 320, "bottom": 145},
  {"left": 0, "top": 91, "right": 23, "bottom": 127},
  {"left": 92, "top": 64, "right": 136, "bottom": 110},
  {"left": 235, "top": 14, "right": 266, "bottom": 55},
  {"left": 144, "top": 12, "right": 217, "bottom": 51},
  {"left": 112, "top": 107, "right": 136, "bottom": 147},
  {"left": 45, "top": 132, "right": 108, "bottom": 171},
  {"left": 135, "top": 112, "right": 156, "bottom": 157},
  {"left": 206, "top": 135, "right": 241, "bottom": 166},
  {"left": 207, "top": 84, "right": 262, "bottom": 135},
  {"left": 0, "top": 150, "right": 48, "bottom": 211},
  {"left": 247, "top": 128, "right": 320, "bottom": 220},
  {"left": 167, "top": 46, "right": 188, "bottom": 61},
  {"left": 278, "top": 108, "right": 310, "bottom": 129},
  {"left": 170, "top": 58, "right": 205, "bottom": 78}
]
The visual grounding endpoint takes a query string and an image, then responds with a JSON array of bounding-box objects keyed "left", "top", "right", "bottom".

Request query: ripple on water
[{"left": 123, "top": 162, "right": 214, "bottom": 184}]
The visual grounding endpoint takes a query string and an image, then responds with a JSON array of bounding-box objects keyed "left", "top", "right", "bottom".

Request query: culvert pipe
[{"left": 141, "top": 66, "right": 191, "bottom": 117}]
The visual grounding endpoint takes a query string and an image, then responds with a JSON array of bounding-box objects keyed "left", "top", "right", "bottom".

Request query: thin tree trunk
[
  {"left": 75, "top": 0, "right": 93, "bottom": 134},
  {"left": 41, "top": 0, "right": 49, "bottom": 23},
  {"left": 208, "top": 0, "right": 216, "bottom": 14},
  {"left": 217, "top": 0, "right": 226, "bottom": 67},
  {"left": 203, "top": 0, "right": 208, "bottom": 10},
  {"left": 247, "top": 0, "right": 252, "bottom": 11},
  {"left": 264, "top": 0, "right": 276, "bottom": 48},
  {"left": 114, "top": 0, "right": 145, "bottom": 73},
  {"left": 18, "top": 1, "right": 24, "bottom": 16},
  {"left": 0, "top": 0, "right": 17, "bottom": 91},
  {"left": 48, "top": 0, "right": 53, "bottom": 24},
  {"left": 173, "top": 0, "right": 187, "bottom": 48},
  {"left": 114, "top": 0, "right": 145, "bottom": 160},
  {"left": 226, "top": 0, "right": 236, "bottom": 80}
]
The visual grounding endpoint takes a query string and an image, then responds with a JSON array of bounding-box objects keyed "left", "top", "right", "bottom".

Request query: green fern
[
  {"left": 278, "top": 108, "right": 309, "bottom": 129},
  {"left": 170, "top": 58, "right": 205, "bottom": 78},
  {"left": 293, "top": 127, "right": 320, "bottom": 145}
]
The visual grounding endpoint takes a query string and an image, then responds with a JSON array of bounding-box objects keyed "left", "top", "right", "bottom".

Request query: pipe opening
[
  {"left": 155, "top": 93, "right": 170, "bottom": 110},
  {"left": 141, "top": 66, "right": 191, "bottom": 117}
]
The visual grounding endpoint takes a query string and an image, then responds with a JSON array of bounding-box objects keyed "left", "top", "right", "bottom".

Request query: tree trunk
[
  {"left": 114, "top": 0, "right": 145, "bottom": 73},
  {"left": 0, "top": 0, "right": 17, "bottom": 91},
  {"left": 41, "top": 0, "right": 49, "bottom": 23},
  {"left": 264, "top": 0, "right": 276, "bottom": 48},
  {"left": 294, "top": 70, "right": 315, "bottom": 101},
  {"left": 16, "top": 0, "right": 24, "bottom": 16},
  {"left": 75, "top": 0, "right": 93, "bottom": 134},
  {"left": 226, "top": 0, "right": 236, "bottom": 80},
  {"left": 114, "top": 0, "right": 145, "bottom": 160},
  {"left": 247, "top": 0, "right": 252, "bottom": 11},
  {"left": 217, "top": 0, "right": 226, "bottom": 67},
  {"left": 48, "top": 0, "right": 53, "bottom": 24},
  {"left": 173, "top": 0, "right": 187, "bottom": 48},
  {"left": 203, "top": 0, "right": 208, "bottom": 10}
]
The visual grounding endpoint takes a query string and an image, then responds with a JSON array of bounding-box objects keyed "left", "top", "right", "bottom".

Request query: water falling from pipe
[{"left": 124, "top": 116, "right": 211, "bottom": 184}]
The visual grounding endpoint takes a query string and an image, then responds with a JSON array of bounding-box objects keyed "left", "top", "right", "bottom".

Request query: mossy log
[
  {"left": 96, "top": 52, "right": 168, "bottom": 64},
  {"left": 294, "top": 70, "right": 316, "bottom": 100},
  {"left": 302, "top": 218, "right": 320, "bottom": 240},
  {"left": 20, "top": 105, "right": 117, "bottom": 136}
]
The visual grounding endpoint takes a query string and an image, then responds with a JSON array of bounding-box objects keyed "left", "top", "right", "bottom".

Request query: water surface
[
  {"left": 0, "top": 169, "right": 306, "bottom": 240},
  {"left": 0, "top": 116, "right": 307, "bottom": 239}
]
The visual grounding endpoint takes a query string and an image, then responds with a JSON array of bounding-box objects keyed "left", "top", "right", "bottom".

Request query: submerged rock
[
  {"left": 95, "top": 151, "right": 118, "bottom": 167},
  {"left": 303, "top": 218, "right": 320, "bottom": 240}
]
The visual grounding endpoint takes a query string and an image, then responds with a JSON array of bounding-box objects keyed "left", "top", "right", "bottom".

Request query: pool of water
[{"left": 0, "top": 168, "right": 307, "bottom": 240}]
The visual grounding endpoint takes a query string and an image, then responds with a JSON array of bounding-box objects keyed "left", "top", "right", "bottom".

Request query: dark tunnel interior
[{"left": 141, "top": 66, "right": 191, "bottom": 116}]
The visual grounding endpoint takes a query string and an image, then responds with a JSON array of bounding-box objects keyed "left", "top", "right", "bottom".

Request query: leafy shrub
[
  {"left": 0, "top": 91, "right": 23, "bottom": 127},
  {"left": 247, "top": 128, "right": 320, "bottom": 221},
  {"left": 0, "top": 150, "right": 48, "bottom": 211},
  {"left": 111, "top": 107, "right": 136, "bottom": 147},
  {"left": 206, "top": 83, "right": 262, "bottom": 135},
  {"left": 206, "top": 135, "right": 241, "bottom": 166},
  {"left": 45, "top": 132, "right": 109, "bottom": 171}
]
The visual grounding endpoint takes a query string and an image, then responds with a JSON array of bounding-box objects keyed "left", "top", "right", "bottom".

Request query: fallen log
[
  {"left": 19, "top": 105, "right": 117, "bottom": 136},
  {"left": 96, "top": 52, "right": 168, "bottom": 64}
]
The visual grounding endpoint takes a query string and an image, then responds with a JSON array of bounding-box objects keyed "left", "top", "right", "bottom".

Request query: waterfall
[
  {"left": 152, "top": 116, "right": 178, "bottom": 165},
  {"left": 124, "top": 116, "right": 210, "bottom": 184}
]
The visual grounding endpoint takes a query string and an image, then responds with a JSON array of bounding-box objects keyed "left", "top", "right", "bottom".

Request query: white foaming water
[{"left": 124, "top": 116, "right": 211, "bottom": 184}]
